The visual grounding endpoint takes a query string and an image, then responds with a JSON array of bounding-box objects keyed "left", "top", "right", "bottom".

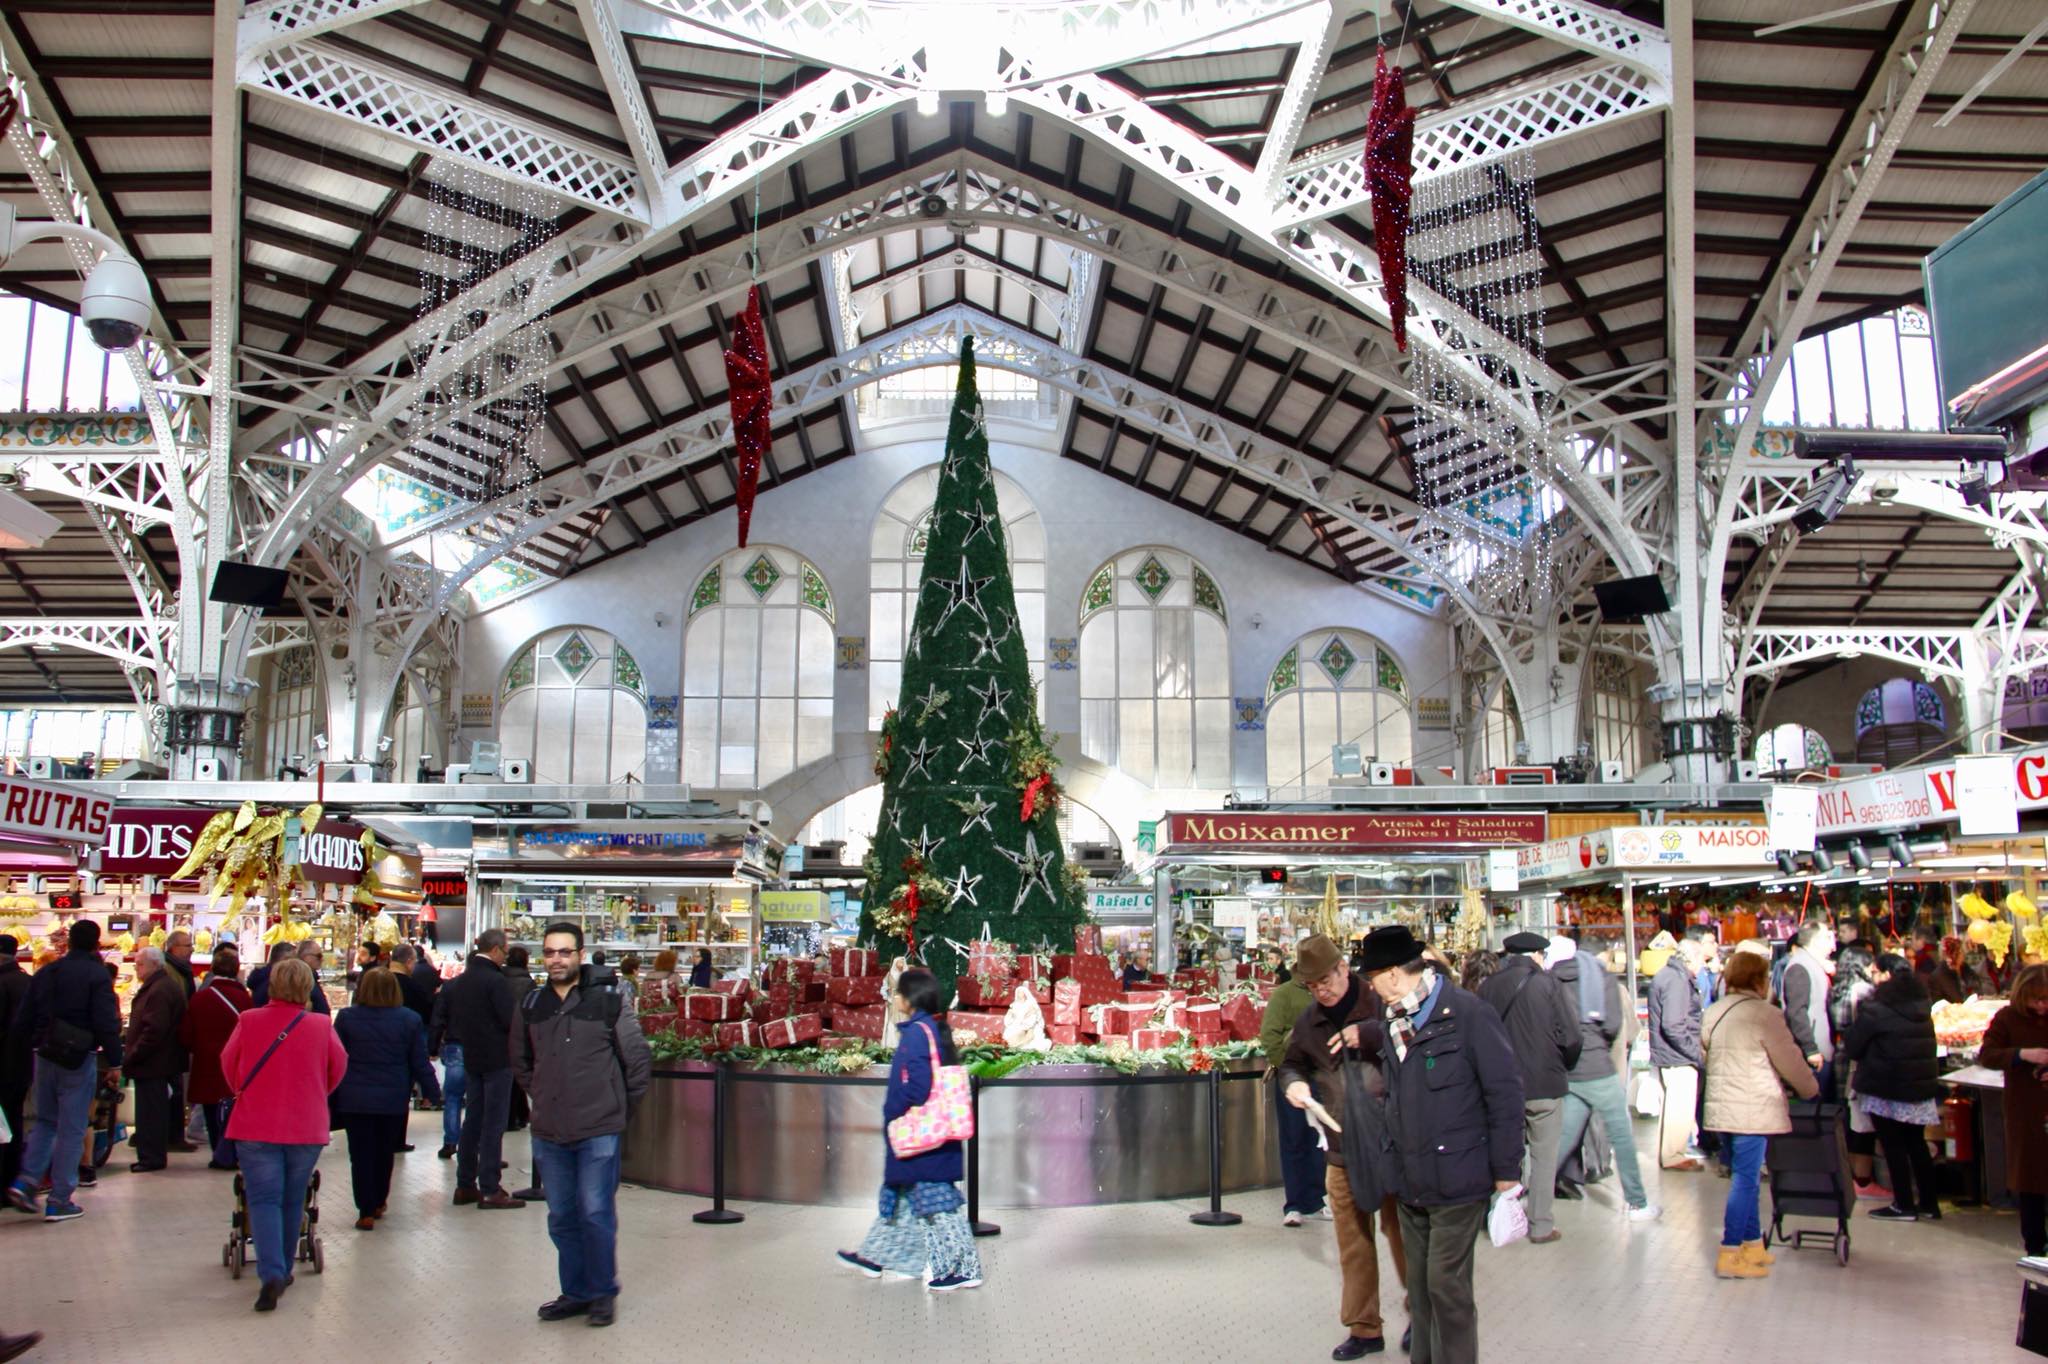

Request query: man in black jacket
[
  {"left": 1476, "top": 932, "right": 1582, "bottom": 1245},
  {"left": 5, "top": 920, "right": 122, "bottom": 1222},
  {"left": 0, "top": 935, "right": 32, "bottom": 1194},
  {"left": 1649, "top": 930, "right": 1710, "bottom": 1170},
  {"left": 1278, "top": 934, "right": 1408, "bottom": 1361},
  {"left": 442, "top": 929, "right": 525, "bottom": 1209},
  {"left": 1359, "top": 925, "right": 1523, "bottom": 1364}
]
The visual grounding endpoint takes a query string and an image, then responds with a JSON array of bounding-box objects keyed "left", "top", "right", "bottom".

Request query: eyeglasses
[{"left": 540, "top": 948, "right": 578, "bottom": 959}]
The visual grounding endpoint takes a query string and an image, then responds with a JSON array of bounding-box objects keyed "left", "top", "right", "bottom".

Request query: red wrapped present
[
  {"left": 827, "top": 975, "right": 884, "bottom": 1006},
  {"left": 761, "top": 983, "right": 795, "bottom": 1013},
  {"left": 1079, "top": 979, "right": 1120, "bottom": 1009},
  {"left": 762, "top": 1012, "right": 824, "bottom": 1049},
  {"left": 967, "top": 930, "right": 1014, "bottom": 974},
  {"left": 1031, "top": 983, "right": 1052, "bottom": 1006},
  {"left": 1189, "top": 1026, "right": 1225, "bottom": 1047},
  {"left": 1046, "top": 1023, "right": 1080, "bottom": 1046},
  {"left": 956, "top": 974, "right": 1016, "bottom": 1009},
  {"left": 1014, "top": 953, "right": 1045, "bottom": 981},
  {"left": 1184, "top": 994, "right": 1218, "bottom": 1009},
  {"left": 638, "top": 1011, "right": 679, "bottom": 1038},
  {"left": 1120, "top": 988, "right": 1168, "bottom": 1006},
  {"left": 1220, "top": 995, "right": 1262, "bottom": 1042},
  {"left": 715, "top": 1020, "right": 759, "bottom": 1050},
  {"left": 803, "top": 980, "right": 829, "bottom": 1005},
  {"left": 763, "top": 958, "right": 816, "bottom": 986},
  {"left": 1052, "top": 978, "right": 1082, "bottom": 1026},
  {"left": 1074, "top": 924, "right": 1104, "bottom": 953},
  {"left": 945, "top": 1010, "right": 1009, "bottom": 1046},
  {"left": 677, "top": 1018, "right": 715, "bottom": 1040},
  {"left": 828, "top": 946, "right": 878, "bottom": 978},
  {"left": 686, "top": 991, "right": 743, "bottom": 1022},
  {"left": 1174, "top": 968, "right": 1220, "bottom": 991},
  {"left": 1185, "top": 1002, "right": 1222, "bottom": 1034},
  {"left": 1082, "top": 1003, "right": 1116, "bottom": 1039},
  {"left": 831, "top": 1004, "right": 887, "bottom": 1041},
  {"left": 1128, "top": 1027, "right": 1178, "bottom": 1050},
  {"left": 712, "top": 978, "right": 753, "bottom": 999}
]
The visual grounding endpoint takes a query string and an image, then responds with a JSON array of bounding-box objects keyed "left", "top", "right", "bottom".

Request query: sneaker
[
  {"left": 836, "top": 1250, "right": 883, "bottom": 1278},
  {"left": 1627, "top": 1203, "right": 1663, "bottom": 1223},
  {"left": 1282, "top": 1210, "right": 1304, "bottom": 1227},
  {"left": 1868, "top": 1205, "right": 1918, "bottom": 1222},
  {"left": 75, "top": 1168, "right": 98, "bottom": 1188},
  {"left": 927, "top": 1273, "right": 982, "bottom": 1292},
  {"left": 1854, "top": 1179, "right": 1894, "bottom": 1201},
  {"left": 43, "top": 1199, "right": 84, "bottom": 1223},
  {"left": 1314, "top": 1206, "right": 1333, "bottom": 1221},
  {"left": 1919, "top": 1206, "right": 1943, "bottom": 1222},
  {"left": 4, "top": 1182, "right": 35, "bottom": 1215}
]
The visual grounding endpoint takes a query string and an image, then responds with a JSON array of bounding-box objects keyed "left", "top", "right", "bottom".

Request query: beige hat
[{"left": 1293, "top": 934, "right": 1344, "bottom": 981}]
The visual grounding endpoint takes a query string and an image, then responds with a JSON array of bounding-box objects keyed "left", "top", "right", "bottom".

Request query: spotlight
[
  {"left": 985, "top": 89, "right": 1009, "bottom": 117},
  {"left": 1776, "top": 851, "right": 1798, "bottom": 876},
  {"left": 1810, "top": 846, "right": 1834, "bottom": 873},
  {"left": 1886, "top": 834, "right": 1914, "bottom": 868},
  {"left": 313, "top": 734, "right": 328, "bottom": 752},
  {"left": 1846, "top": 843, "right": 1871, "bottom": 871},
  {"left": 915, "top": 89, "right": 940, "bottom": 117}
]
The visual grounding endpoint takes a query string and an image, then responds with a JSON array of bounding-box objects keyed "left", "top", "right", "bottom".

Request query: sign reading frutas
[
  {"left": 0, "top": 776, "right": 112, "bottom": 848},
  {"left": 1165, "top": 811, "right": 1545, "bottom": 851}
]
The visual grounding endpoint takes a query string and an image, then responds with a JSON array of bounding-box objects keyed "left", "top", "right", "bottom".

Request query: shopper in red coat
[
  {"left": 220, "top": 957, "right": 348, "bottom": 1311},
  {"left": 180, "top": 946, "right": 254, "bottom": 1170}
]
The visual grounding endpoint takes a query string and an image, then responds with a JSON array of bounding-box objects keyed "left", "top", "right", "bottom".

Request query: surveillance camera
[
  {"left": 81, "top": 253, "right": 149, "bottom": 351},
  {"left": 1869, "top": 475, "right": 1899, "bottom": 503},
  {"left": 918, "top": 194, "right": 948, "bottom": 219}
]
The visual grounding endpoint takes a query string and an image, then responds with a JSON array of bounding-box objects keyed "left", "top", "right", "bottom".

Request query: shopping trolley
[
  {"left": 1763, "top": 1099, "right": 1853, "bottom": 1265},
  {"left": 221, "top": 1169, "right": 325, "bottom": 1279}
]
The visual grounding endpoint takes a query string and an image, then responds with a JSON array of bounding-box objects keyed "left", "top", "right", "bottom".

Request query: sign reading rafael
[{"left": 1166, "top": 811, "right": 1545, "bottom": 851}]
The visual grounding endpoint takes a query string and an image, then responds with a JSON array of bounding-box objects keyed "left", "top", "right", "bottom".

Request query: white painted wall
[{"left": 458, "top": 409, "right": 1458, "bottom": 811}]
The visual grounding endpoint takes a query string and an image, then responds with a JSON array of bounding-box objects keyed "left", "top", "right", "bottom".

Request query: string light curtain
[{"left": 408, "top": 159, "right": 558, "bottom": 509}]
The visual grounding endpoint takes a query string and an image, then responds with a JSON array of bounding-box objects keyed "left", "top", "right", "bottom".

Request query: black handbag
[{"left": 37, "top": 1017, "right": 96, "bottom": 1071}]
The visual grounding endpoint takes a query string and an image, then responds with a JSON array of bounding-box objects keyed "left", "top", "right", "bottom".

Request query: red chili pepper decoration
[
  {"left": 722, "top": 284, "right": 773, "bottom": 548},
  {"left": 1362, "top": 45, "right": 1416, "bottom": 352}
]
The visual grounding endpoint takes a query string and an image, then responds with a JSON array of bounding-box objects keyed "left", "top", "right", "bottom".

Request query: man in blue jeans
[
  {"left": 511, "top": 922, "right": 651, "bottom": 1329},
  {"left": 438, "top": 932, "right": 519, "bottom": 1204},
  {"left": 6, "top": 920, "right": 123, "bottom": 1222}
]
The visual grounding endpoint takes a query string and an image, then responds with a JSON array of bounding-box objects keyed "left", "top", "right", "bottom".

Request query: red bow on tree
[
  {"left": 1362, "top": 45, "right": 1416, "bottom": 351},
  {"left": 722, "top": 284, "right": 773, "bottom": 548},
  {"left": 1020, "top": 773, "right": 1056, "bottom": 823}
]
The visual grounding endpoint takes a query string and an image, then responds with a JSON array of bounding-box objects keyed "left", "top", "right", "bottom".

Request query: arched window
[
  {"left": 1078, "top": 548, "right": 1231, "bottom": 787},
  {"left": 1755, "top": 723, "right": 1831, "bottom": 775},
  {"left": 499, "top": 627, "right": 648, "bottom": 783},
  {"left": 252, "top": 646, "right": 322, "bottom": 777},
  {"left": 682, "top": 546, "right": 834, "bottom": 788},
  {"left": 1854, "top": 677, "right": 1949, "bottom": 767},
  {"left": 1586, "top": 651, "right": 1653, "bottom": 775},
  {"left": 1265, "top": 630, "right": 1413, "bottom": 788},
  {"left": 1481, "top": 682, "right": 1522, "bottom": 770},
  {"left": 869, "top": 464, "right": 1045, "bottom": 727},
  {"left": 386, "top": 669, "right": 444, "bottom": 781}
]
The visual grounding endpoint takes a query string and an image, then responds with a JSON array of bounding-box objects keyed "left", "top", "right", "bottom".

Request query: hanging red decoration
[
  {"left": 1020, "top": 773, "right": 1056, "bottom": 824},
  {"left": 722, "top": 284, "right": 773, "bottom": 548},
  {"left": 1362, "top": 45, "right": 1416, "bottom": 351}
]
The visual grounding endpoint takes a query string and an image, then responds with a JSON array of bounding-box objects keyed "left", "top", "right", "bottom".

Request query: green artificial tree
[{"left": 862, "top": 339, "right": 1085, "bottom": 993}]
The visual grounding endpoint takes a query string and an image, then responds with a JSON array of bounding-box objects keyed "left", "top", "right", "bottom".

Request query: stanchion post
[
  {"left": 967, "top": 1075, "right": 1001, "bottom": 1237},
  {"left": 1188, "top": 1067, "right": 1241, "bottom": 1227},
  {"left": 692, "top": 1063, "right": 744, "bottom": 1226}
]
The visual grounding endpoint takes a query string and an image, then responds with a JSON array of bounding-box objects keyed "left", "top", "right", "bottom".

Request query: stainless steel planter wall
[{"left": 621, "top": 1062, "right": 1280, "bottom": 1209}]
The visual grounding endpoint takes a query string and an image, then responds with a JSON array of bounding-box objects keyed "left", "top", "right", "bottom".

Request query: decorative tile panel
[
  {"left": 836, "top": 635, "right": 866, "bottom": 670},
  {"left": 502, "top": 648, "right": 535, "bottom": 695},
  {"left": 801, "top": 562, "right": 835, "bottom": 621},
  {"left": 1047, "top": 637, "right": 1078, "bottom": 671},
  {"left": 1416, "top": 696, "right": 1452, "bottom": 731},
  {"left": 615, "top": 645, "right": 645, "bottom": 695},
  {"left": 691, "top": 566, "right": 722, "bottom": 614},
  {"left": 1267, "top": 646, "right": 1299, "bottom": 698},
  {"left": 1082, "top": 564, "right": 1113, "bottom": 617},
  {"left": 460, "top": 692, "right": 494, "bottom": 729},
  {"left": 646, "top": 694, "right": 679, "bottom": 731},
  {"left": 1234, "top": 696, "right": 1265, "bottom": 731},
  {"left": 1374, "top": 647, "right": 1406, "bottom": 697}
]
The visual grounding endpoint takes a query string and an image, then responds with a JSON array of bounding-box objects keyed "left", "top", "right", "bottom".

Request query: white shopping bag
[
  {"left": 1487, "top": 1183, "right": 1529, "bottom": 1249},
  {"left": 1630, "top": 1066, "right": 1663, "bottom": 1119}
]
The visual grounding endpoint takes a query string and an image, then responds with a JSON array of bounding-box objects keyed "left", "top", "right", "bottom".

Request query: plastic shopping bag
[
  {"left": 1630, "top": 1062, "right": 1663, "bottom": 1118},
  {"left": 1487, "top": 1183, "right": 1529, "bottom": 1249}
]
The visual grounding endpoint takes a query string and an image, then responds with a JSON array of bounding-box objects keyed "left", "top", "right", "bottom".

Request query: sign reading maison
[{"left": 1166, "top": 812, "right": 1545, "bottom": 851}]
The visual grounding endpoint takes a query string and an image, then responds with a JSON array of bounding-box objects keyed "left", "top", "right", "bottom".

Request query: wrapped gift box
[
  {"left": 762, "top": 1012, "right": 824, "bottom": 1049},
  {"left": 1185, "top": 994, "right": 1219, "bottom": 1009},
  {"left": 764, "top": 959, "right": 816, "bottom": 986},
  {"left": 967, "top": 934, "right": 1014, "bottom": 975},
  {"left": 1185, "top": 1002, "right": 1223, "bottom": 1034},
  {"left": 686, "top": 991, "right": 744, "bottom": 1022},
  {"left": 1219, "top": 995, "right": 1262, "bottom": 1041},
  {"left": 1052, "top": 978, "right": 1082, "bottom": 1027},
  {"left": 1074, "top": 924, "right": 1104, "bottom": 953},
  {"left": 830, "top": 1005, "right": 887, "bottom": 1041},
  {"left": 1128, "top": 1027, "right": 1178, "bottom": 1050},
  {"left": 1120, "top": 988, "right": 1169, "bottom": 1006},
  {"left": 956, "top": 974, "right": 1015, "bottom": 1009},
  {"left": 638, "top": 1011, "right": 679, "bottom": 1038},
  {"left": 1045, "top": 1023, "right": 1080, "bottom": 1046},
  {"left": 1174, "top": 968, "right": 1220, "bottom": 991},
  {"left": 1107, "top": 1001, "right": 1153, "bottom": 1032},
  {"left": 761, "top": 983, "right": 795, "bottom": 1014},
  {"left": 803, "top": 980, "right": 829, "bottom": 1005},
  {"left": 677, "top": 1018, "right": 715, "bottom": 1040},
  {"left": 828, "top": 946, "right": 878, "bottom": 978},
  {"left": 945, "top": 1010, "right": 1009, "bottom": 1046},
  {"left": 827, "top": 975, "right": 884, "bottom": 1006},
  {"left": 1031, "top": 983, "right": 1052, "bottom": 1006},
  {"left": 1014, "top": 953, "right": 1046, "bottom": 981},
  {"left": 711, "top": 978, "right": 752, "bottom": 999},
  {"left": 715, "top": 1020, "right": 759, "bottom": 1050}
]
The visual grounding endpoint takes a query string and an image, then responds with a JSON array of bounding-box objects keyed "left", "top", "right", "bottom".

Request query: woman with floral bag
[{"left": 836, "top": 968, "right": 984, "bottom": 1291}]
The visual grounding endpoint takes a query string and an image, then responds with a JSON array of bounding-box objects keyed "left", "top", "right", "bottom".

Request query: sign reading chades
[
  {"left": 1165, "top": 811, "right": 1546, "bottom": 852},
  {"left": 0, "top": 776, "right": 113, "bottom": 849},
  {"left": 300, "top": 819, "right": 369, "bottom": 885}
]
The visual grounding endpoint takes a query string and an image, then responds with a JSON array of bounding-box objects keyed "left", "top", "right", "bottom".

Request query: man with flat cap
[
  {"left": 1277, "top": 933, "right": 1408, "bottom": 1360},
  {"left": 1356, "top": 924, "right": 1524, "bottom": 1364},
  {"left": 1476, "top": 931, "right": 1582, "bottom": 1246}
]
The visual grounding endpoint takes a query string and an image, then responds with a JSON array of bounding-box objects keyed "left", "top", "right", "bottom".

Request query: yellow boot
[
  {"left": 1716, "top": 1247, "right": 1769, "bottom": 1279},
  {"left": 1741, "top": 1240, "right": 1776, "bottom": 1267}
]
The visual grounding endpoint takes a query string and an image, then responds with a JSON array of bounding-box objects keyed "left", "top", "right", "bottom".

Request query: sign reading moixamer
[{"left": 1165, "top": 812, "right": 1546, "bottom": 851}]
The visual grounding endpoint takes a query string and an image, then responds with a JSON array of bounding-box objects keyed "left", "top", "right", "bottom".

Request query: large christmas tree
[{"left": 863, "top": 339, "right": 1085, "bottom": 992}]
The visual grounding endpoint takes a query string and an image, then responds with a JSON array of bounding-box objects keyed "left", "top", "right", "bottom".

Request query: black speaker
[
  {"left": 1594, "top": 574, "right": 1671, "bottom": 622},
  {"left": 208, "top": 560, "right": 291, "bottom": 610}
]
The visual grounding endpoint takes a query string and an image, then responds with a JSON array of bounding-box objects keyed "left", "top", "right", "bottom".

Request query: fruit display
[{"left": 1932, "top": 996, "right": 2004, "bottom": 1050}]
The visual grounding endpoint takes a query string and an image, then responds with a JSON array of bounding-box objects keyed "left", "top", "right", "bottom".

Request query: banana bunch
[
  {"left": 260, "top": 918, "right": 315, "bottom": 947},
  {"left": 1960, "top": 892, "right": 2000, "bottom": 922},
  {"left": 2008, "top": 892, "right": 2040, "bottom": 920}
]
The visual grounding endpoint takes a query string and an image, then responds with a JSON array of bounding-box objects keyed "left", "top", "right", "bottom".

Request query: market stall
[
  {"left": 0, "top": 772, "right": 113, "bottom": 954},
  {"left": 471, "top": 818, "right": 778, "bottom": 978}
]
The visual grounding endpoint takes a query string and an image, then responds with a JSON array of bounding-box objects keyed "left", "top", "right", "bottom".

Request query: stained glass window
[
  {"left": 499, "top": 627, "right": 649, "bottom": 784},
  {"left": 1264, "top": 628, "right": 1413, "bottom": 789},
  {"left": 682, "top": 546, "right": 834, "bottom": 789}
]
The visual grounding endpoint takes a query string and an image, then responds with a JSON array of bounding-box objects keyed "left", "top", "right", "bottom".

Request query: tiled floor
[{"left": 1, "top": 1111, "right": 2033, "bottom": 1363}]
